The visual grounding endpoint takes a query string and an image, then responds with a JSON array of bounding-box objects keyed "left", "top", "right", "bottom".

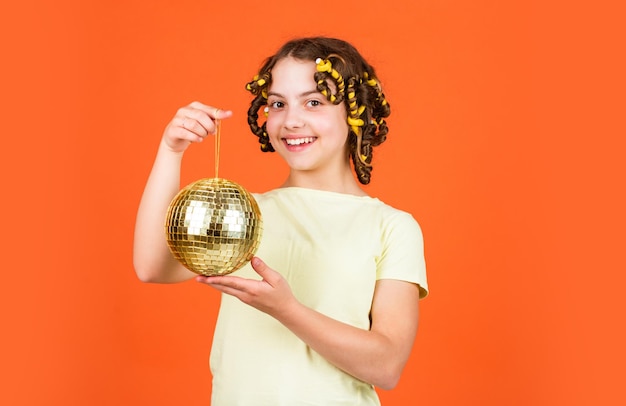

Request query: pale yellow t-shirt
[{"left": 210, "top": 187, "right": 428, "bottom": 405}]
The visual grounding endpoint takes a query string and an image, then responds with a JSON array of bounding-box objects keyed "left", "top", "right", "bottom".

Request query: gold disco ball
[{"left": 165, "top": 178, "right": 263, "bottom": 276}]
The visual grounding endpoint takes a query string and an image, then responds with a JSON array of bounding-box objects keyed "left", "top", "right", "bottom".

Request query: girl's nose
[{"left": 283, "top": 106, "right": 305, "bottom": 129}]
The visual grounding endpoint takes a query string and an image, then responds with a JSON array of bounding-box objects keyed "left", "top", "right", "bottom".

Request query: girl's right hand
[{"left": 162, "top": 101, "right": 233, "bottom": 153}]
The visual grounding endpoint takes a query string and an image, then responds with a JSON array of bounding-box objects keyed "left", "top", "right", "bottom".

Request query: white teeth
[{"left": 285, "top": 137, "right": 314, "bottom": 145}]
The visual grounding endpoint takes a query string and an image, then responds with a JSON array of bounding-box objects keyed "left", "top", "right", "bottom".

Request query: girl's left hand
[{"left": 196, "top": 257, "right": 296, "bottom": 317}]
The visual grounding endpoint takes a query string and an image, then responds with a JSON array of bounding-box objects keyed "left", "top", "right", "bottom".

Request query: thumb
[
  {"left": 251, "top": 256, "right": 267, "bottom": 272},
  {"left": 215, "top": 109, "right": 233, "bottom": 120},
  {"left": 251, "top": 257, "right": 275, "bottom": 281}
]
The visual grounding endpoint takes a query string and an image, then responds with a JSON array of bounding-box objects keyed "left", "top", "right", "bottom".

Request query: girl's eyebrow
[{"left": 267, "top": 89, "right": 320, "bottom": 98}]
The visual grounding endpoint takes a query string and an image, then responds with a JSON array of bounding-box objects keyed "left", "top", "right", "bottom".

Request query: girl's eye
[
  {"left": 269, "top": 101, "right": 284, "bottom": 109},
  {"left": 307, "top": 99, "right": 321, "bottom": 107}
]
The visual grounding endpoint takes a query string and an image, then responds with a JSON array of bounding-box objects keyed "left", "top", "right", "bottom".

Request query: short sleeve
[{"left": 376, "top": 211, "right": 429, "bottom": 299}]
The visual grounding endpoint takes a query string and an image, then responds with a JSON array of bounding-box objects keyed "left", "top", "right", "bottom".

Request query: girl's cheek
[
  {"left": 266, "top": 114, "right": 280, "bottom": 131},
  {"left": 265, "top": 118, "right": 278, "bottom": 139}
]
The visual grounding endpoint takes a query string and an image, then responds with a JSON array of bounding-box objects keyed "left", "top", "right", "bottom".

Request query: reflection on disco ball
[{"left": 165, "top": 178, "right": 263, "bottom": 276}]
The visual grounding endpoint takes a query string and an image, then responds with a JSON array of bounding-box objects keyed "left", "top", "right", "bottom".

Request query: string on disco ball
[{"left": 214, "top": 113, "right": 221, "bottom": 178}]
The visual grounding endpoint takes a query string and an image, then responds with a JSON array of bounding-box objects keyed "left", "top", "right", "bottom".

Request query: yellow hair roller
[
  {"left": 315, "top": 58, "right": 332, "bottom": 73},
  {"left": 347, "top": 117, "right": 365, "bottom": 127}
]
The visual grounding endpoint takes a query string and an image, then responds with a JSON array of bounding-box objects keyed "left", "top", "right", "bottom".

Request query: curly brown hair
[{"left": 245, "top": 37, "right": 391, "bottom": 185}]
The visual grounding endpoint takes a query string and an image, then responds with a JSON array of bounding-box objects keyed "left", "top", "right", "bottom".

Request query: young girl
[{"left": 134, "top": 37, "right": 428, "bottom": 405}]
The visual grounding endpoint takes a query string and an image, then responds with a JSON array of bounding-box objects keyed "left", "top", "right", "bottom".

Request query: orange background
[{"left": 1, "top": 1, "right": 624, "bottom": 405}]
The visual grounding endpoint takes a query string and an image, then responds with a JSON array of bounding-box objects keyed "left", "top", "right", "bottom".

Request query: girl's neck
[{"left": 280, "top": 169, "right": 368, "bottom": 197}]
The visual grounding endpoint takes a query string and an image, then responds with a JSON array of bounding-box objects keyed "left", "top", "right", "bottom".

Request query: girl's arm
[
  {"left": 199, "top": 257, "right": 420, "bottom": 389},
  {"left": 133, "top": 102, "right": 231, "bottom": 283}
]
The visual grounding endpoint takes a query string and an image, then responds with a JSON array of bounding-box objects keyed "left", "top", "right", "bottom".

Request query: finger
[
  {"left": 169, "top": 118, "right": 205, "bottom": 143},
  {"left": 197, "top": 275, "right": 259, "bottom": 302},
  {"left": 189, "top": 101, "right": 234, "bottom": 120},
  {"left": 200, "top": 279, "right": 251, "bottom": 301},
  {"left": 250, "top": 257, "right": 279, "bottom": 285},
  {"left": 179, "top": 114, "right": 210, "bottom": 138},
  {"left": 186, "top": 102, "right": 233, "bottom": 135},
  {"left": 180, "top": 109, "right": 233, "bottom": 137},
  {"left": 213, "top": 108, "right": 233, "bottom": 120},
  {"left": 200, "top": 275, "right": 248, "bottom": 290}
]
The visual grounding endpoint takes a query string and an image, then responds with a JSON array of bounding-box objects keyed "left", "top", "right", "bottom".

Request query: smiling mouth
[{"left": 284, "top": 137, "right": 316, "bottom": 146}]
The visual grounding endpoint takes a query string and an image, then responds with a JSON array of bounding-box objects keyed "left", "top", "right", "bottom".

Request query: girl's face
[{"left": 265, "top": 57, "right": 350, "bottom": 176}]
